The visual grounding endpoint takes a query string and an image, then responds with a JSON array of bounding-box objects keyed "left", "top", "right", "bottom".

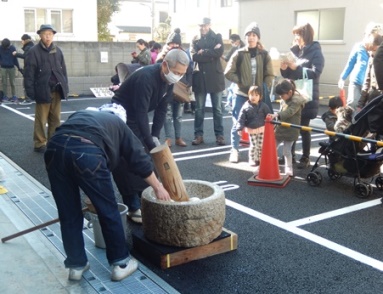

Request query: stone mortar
[{"left": 141, "top": 180, "right": 226, "bottom": 247}]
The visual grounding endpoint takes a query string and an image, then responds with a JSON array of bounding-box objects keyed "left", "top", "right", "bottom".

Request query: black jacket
[
  {"left": 191, "top": 29, "right": 226, "bottom": 93},
  {"left": 281, "top": 41, "right": 325, "bottom": 119},
  {"left": 0, "top": 44, "right": 19, "bottom": 69},
  {"left": 24, "top": 41, "right": 68, "bottom": 103},
  {"left": 236, "top": 101, "right": 272, "bottom": 131},
  {"left": 111, "top": 63, "right": 172, "bottom": 150},
  {"left": 14, "top": 40, "right": 34, "bottom": 60},
  {"left": 52, "top": 110, "right": 153, "bottom": 176},
  {"left": 373, "top": 41, "right": 383, "bottom": 90}
]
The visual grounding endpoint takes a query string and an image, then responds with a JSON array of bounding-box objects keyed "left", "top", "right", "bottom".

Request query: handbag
[
  {"left": 173, "top": 81, "right": 190, "bottom": 103},
  {"left": 295, "top": 68, "right": 313, "bottom": 102}
]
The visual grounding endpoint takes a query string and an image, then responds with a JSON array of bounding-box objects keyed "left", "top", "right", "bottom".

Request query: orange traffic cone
[
  {"left": 248, "top": 115, "right": 290, "bottom": 188},
  {"left": 340, "top": 89, "right": 346, "bottom": 106},
  {"left": 240, "top": 128, "right": 250, "bottom": 146}
]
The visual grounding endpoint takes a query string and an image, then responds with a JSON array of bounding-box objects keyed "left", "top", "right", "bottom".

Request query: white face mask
[{"left": 164, "top": 62, "right": 183, "bottom": 84}]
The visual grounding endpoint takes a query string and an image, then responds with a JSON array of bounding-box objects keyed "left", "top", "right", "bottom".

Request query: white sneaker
[
  {"left": 68, "top": 262, "right": 90, "bottom": 281},
  {"left": 229, "top": 149, "right": 239, "bottom": 163},
  {"left": 127, "top": 209, "right": 142, "bottom": 223},
  {"left": 111, "top": 258, "right": 138, "bottom": 281},
  {"left": 285, "top": 167, "right": 293, "bottom": 177}
]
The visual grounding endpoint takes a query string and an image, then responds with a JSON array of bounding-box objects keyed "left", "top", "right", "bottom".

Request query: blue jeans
[
  {"left": 44, "top": 135, "right": 129, "bottom": 268},
  {"left": 231, "top": 94, "right": 248, "bottom": 150},
  {"left": 164, "top": 100, "right": 183, "bottom": 139},
  {"left": 347, "top": 82, "right": 362, "bottom": 109},
  {"left": 226, "top": 83, "right": 236, "bottom": 106},
  {"left": 194, "top": 91, "right": 224, "bottom": 137}
]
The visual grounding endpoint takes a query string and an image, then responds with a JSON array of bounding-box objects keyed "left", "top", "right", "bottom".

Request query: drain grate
[{"left": 0, "top": 153, "right": 179, "bottom": 294}]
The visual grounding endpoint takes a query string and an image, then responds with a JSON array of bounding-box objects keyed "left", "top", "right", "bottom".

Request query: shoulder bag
[{"left": 173, "top": 81, "right": 190, "bottom": 103}]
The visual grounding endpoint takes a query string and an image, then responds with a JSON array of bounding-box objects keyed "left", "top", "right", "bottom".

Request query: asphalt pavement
[{"left": 1, "top": 96, "right": 383, "bottom": 294}]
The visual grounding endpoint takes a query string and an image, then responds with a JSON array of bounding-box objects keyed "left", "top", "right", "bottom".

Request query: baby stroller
[{"left": 307, "top": 94, "right": 383, "bottom": 198}]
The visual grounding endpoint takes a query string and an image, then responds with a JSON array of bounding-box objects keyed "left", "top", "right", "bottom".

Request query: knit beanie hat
[
  {"left": 244, "top": 22, "right": 261, "bottom": 39},
  {"left": 167, "top": 28, "right": 182, "bottom": 45}
]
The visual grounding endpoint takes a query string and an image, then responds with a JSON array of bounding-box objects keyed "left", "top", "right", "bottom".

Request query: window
[
  {"left": 24, "top": 8, "right": 73, "bottom": 34},
  {"left": 296, "top": 8, "right": 345, "bottom": 42},
  {"left": 221, "top": 0, "right": 232, "bottom": 7}
]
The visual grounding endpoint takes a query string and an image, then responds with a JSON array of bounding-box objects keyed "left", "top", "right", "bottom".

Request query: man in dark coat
[
  {"left": 13, "top": 34, "right": 34, "bottom": 61},
  {"left": 111, "top": 48, "right": 189, "bottom": 223},
  {"left": 191, "top": 17, "right": 226, "bottom": 146},
  {"left": 24, "top": 24, "right": 69, "bottom": 153},
  {"left": 13, "top": 34, "right": 35, "bottom": 105}
]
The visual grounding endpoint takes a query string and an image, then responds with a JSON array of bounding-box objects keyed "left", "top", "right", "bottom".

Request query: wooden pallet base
[{"left": 132, "top": 227, "right": 238, "bottom": 269}]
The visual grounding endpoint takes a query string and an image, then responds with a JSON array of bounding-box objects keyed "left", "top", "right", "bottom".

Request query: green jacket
[
  {"left": 275, "top": 93, "right": 306, "bottom": 142},
  {"left": 224, "top": 47, "right": 274, "bottom": 95}
]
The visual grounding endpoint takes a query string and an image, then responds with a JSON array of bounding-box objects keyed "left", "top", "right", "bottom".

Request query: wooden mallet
[{"left": 150, "top": 144, "right": 189, "bottom": 201}]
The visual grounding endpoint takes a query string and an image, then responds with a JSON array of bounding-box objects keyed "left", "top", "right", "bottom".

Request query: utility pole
[
  {"left": 140, "top": 0, "right": 155, "bottom": 40},
  {"left": 151, "top": 0, "right": 155, "bottom": 40}
]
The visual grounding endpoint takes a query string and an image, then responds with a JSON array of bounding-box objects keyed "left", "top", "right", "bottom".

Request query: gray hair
[{"left": 164, "top": 48, "right": 190, "bottom": 68}]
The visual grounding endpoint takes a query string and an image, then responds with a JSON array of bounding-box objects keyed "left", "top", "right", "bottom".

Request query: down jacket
[
  {"left": 281, "top": 41, "right": 325, "bottom": 119},
  {"left": 24, "top": 41, "right": 68, "bottom": 103}
]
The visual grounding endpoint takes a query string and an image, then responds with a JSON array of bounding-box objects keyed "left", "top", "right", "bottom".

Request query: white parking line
[
  {"left": 1, "top": 104, "right": 34, "bottom": 120},
  {"left": 288, "top": 199, "right": 383, "bottom": 227},
  {"left": 225, "top": 198, "right": 383, "bottom": 272}
]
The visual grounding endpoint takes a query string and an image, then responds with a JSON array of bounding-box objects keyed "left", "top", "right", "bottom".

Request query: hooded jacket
[
  {"left": 280, "top": 41, "right": 325, "bottom": 119},
  {"left": 275, "top": 93, "right": 306, "bottom": 141}
]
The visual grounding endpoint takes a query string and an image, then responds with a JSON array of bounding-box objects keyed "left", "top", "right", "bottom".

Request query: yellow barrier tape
[
  {"left": 324, "top": 130, "right": 336, "bottom": 136},
  {"left": 348, "top": 135, "right": 363, "bottom": 142},
  {"left": 280, "top": 122, "right": 291, "bottom": 128},
  {"left": 301, "top": 126, "right": 313, "bottom": 132}
]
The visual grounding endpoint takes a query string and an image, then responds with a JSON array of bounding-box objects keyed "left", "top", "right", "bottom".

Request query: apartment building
[{"left": 0, "top": 0, "right": 98, "bottom": 41}]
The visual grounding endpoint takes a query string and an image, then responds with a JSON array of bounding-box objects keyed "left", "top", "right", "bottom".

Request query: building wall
[
  {"left": 10, "top": 41, "right": 139, "bottom": 97},
  {"left": 168, "top": 0, "right": 240, "bottom": 43},
  {"left": 237, "top": 0, "right": 383, "bottom": 96},
  {"left": 0, "top": 0, "right": 98, "bottom": 41}
]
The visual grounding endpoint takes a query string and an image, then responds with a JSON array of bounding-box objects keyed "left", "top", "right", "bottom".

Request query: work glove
[{"left": 152, "top": 136, "right": 161, "bottom": 147}]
